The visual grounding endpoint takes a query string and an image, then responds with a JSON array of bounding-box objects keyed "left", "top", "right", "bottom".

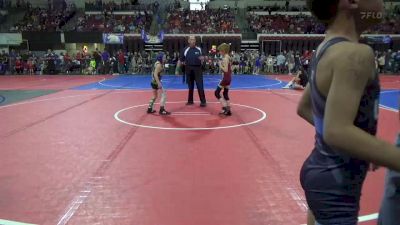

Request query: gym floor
[{"left": 0, "top": 74, "right": 398, "bottom": 225}]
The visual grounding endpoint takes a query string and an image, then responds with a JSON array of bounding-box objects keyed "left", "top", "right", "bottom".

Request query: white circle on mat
[{"left": 114, "top": 101, "right": 267, "bottom": 131}]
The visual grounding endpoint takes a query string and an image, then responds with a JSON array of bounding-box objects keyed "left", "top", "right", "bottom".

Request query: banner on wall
[
  {"left": 0, "top": 33, "right": 23, "bottom": 45},
  {"left": 103, "top": 33, "right": 124, "bottom": 44},
  {"left": 365, "top": 35, "right": 393, "bottom": 44},
  {"left": 141, "top": 29, "right": 164, "bottom": 44}
]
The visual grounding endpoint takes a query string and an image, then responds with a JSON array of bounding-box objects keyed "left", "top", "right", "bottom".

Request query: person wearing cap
[
  {"left": 147, "top": 52, "right": 171, "bottom": 115},
  {"left": 176, "top": 35, "right": 207, "bottom": 107}
]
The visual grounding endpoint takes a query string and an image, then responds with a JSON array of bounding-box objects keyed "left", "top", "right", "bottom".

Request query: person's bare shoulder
[
  {"left": 155, "top": 63, "right": 162, "bottom": 71},
  {"left": 329, "top": 42, "right": 375, "bottom": 80}
]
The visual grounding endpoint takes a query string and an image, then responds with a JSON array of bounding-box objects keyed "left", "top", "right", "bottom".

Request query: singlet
[
  {"left": 151, "top": 61, "right": 163, "bottom": 84},
  {"left": 220, "top": 57, "right": 232, "bottom": 86},
  {"left": 223, "top": 61, "right": 232, "bottom": 79},
  {"left": 301, "top": 37, "right": 381, "bottom": 224},
  {"left": 310, "top": 37, "right": 380, "bottom": 164}
]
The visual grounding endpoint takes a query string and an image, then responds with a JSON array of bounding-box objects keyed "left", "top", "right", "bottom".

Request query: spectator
[
  {"left": 118, "top": 50, "right": 125, "bottom": 74},
  {"left": 378, "top": 53, "right": 385, "bottom": 73},
  {"left": 283, "top": 68, "right": 309, "bottom": 90},
  {"left": 266, "top": 54, "right": 274, "bottom": 74},
  {"left": 254, "top": 56, "right": 261, "bottom": 74},
  {"left": 287, "top": 51, "right": 295, "bottom": 75},
  {"left": 276, "top": 52, "right": 286, "bottom": 74},
  {"left": 385, "top": 49, "right": 393, "bottom": 73},
  {"left": 15, "top": 57, "right": 23, "bottom": 74},
  {"left": 394, "top": 50, "right": 400, "bottom": 73}
]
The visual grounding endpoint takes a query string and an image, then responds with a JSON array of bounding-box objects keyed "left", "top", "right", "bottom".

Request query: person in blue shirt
[
  {"left": 276, "top": 52, "right": 286, "bottom": 74},
  {"left": 176, "top": 35, "right": 207, "bottom": 107},
  {"left": 394, "top": 50, "right": 400, "bottom": 73}
]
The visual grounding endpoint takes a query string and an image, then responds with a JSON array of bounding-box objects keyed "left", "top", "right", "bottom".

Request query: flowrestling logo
[{"left": 361, "top": 12, "right": 383, "bottom": 19}]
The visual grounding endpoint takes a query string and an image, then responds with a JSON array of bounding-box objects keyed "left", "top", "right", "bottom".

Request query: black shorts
[
  {"left": 300, "top": 149, "right": 368, "bottom": 225},
  {"left": 151, "top": 82, "right": 160, "bottom": 90}
]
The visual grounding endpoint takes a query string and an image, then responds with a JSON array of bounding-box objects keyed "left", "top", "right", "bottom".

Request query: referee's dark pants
[{"left": 186, "top": 65, "right": 206, "bottom": 104}]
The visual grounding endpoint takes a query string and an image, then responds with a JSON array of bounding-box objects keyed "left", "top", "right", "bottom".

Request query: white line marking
[
  {"left": 381, "top": 90, "right": 399, "bottom": 94},
  {"left": 358, "top": 213, "right": 379, "bottom": 222},
  {"left": 98, "top": 78, "right": 142, "bottom": 89},
  {"left": 114, "top": 101, "right": 267, "bottom": 131},
  {"left": 0, "top": 219, "right": 37, "bottom": 225},
  {"left": 230, "top": 79, "right": 283, "bottom": 89},
  {"left": 97, "top": 77, "right": 284, "bottom": 90},
  {"left": 300, "top": 212, "right": 379, "bottom": 225},
  {"left": 56, "top": 193, "right": 90, "bottom": 225},
  {"left": 380, "top": 105, "right": 399, "bottom": 113}
]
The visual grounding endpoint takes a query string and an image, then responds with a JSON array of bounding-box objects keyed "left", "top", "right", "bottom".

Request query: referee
[{"left": 176, "top": 36, "right": 207, "bottom": 107}]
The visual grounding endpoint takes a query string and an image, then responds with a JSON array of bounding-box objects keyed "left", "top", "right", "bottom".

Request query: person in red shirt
[
  {"left": 63, "top": 53, "right": 71, "bottom": 74},
  {"left": 15, "top": 58, "right": 23, "bottom": 74},
  {"left": 27, "top": 58, "right": 34, "bottom": 75},
  {"left": 118, "top": 50, "right": 125, "bottom": 74}
]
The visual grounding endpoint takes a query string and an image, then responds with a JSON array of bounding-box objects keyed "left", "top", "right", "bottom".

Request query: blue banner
[
  {"left": 141, "top": 30, "right": 164, "bottom": 44},
  {"left": 103, "top": 33, "right": 124, "bottom": 44},
  {"left": 365, "top": 35, "right": 392, "bottom": 44}
]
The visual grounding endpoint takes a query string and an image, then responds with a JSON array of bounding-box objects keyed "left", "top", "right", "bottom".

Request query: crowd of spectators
[
  {"left": 71, "top": 0, "right": 153, "bottom": 33},
  {"left": 72, "top": 12, "right": 152, "bottom": 33},
  {"left": 248, "top": 13, "right": 325, "bottom": 34},
  {"left": 0, "top": 49, "right": 172, "bottom": 75},
  {"left": 9, "top": 6, "right": 76, "bottom": 32},
  {"left": 247, "top": 1, "right": 307, "bottom": 13},
  {"left": 248, "top": 11, "right": 400, "bottom": 34},
  {"left": 219, "top": 50, "right": 311, "bottom": 75},
  {"left": 166, "top": 7, "right": 239, "bottom": 34},
  {"left": 375, "top": 49, "right": 400, "bottom": 74},
  {"left": 1, "top": 48, "right": 400, "bottom": 76},
  {"left": 5, "top": 0, "right": 400, "bottom": 35},
  {"left": 85, "top": 0, "right": 139, "bottom": 11},
  {"left": 85, "top": 0, "right": 156, "bottom": 12}
]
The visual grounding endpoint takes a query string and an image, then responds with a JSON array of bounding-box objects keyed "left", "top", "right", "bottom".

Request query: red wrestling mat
[
  {"left": 0, "top": 75, "right": 111, "bottom": 90},
  {"left": 380, "top": 75, "right": 400, "bottom": 90},
  {"left": 0, "top": 89, "right": 397, "bottom": 225}
]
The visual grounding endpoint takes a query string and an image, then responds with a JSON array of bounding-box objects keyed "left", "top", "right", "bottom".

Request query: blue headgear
[{"left": 156, "top": 52, "right": 164, "bottom": 62}]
